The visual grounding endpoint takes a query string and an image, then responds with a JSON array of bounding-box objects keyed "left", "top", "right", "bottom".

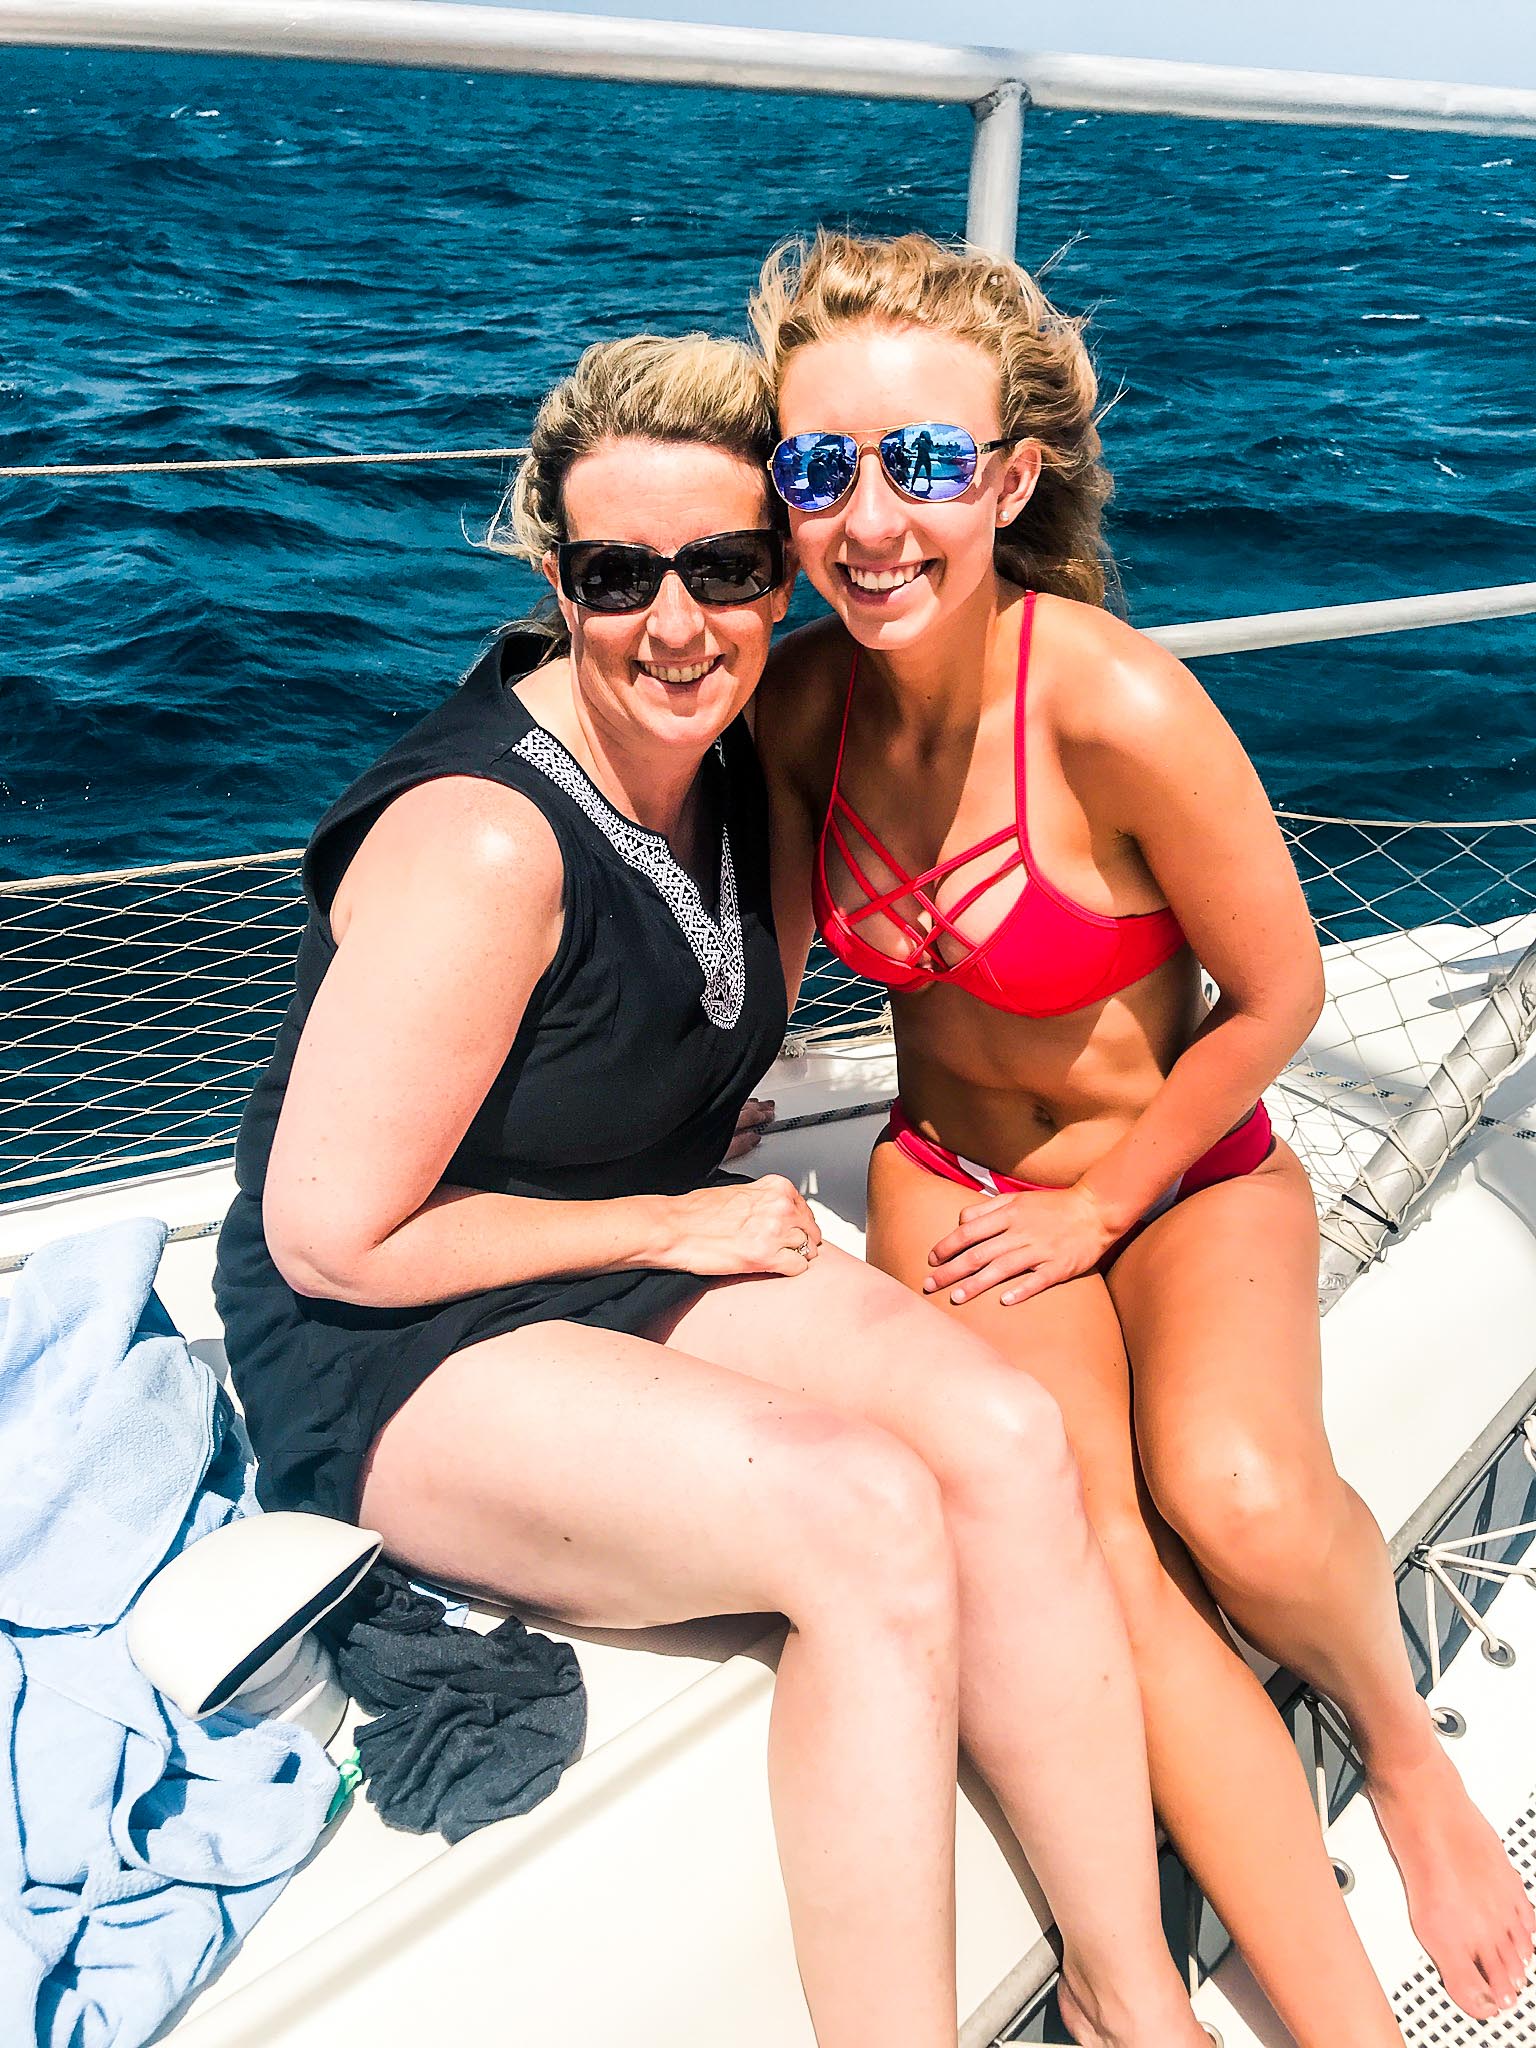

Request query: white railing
[
  {"left": 7, "top": 3, "right": 1536, "bottom": 134},
  {"left": 1149, "top": 581, "right": 1536, "bottom": 659},
  {"left": 5, "top": 1, "right": 1536, "bottom": 273}
]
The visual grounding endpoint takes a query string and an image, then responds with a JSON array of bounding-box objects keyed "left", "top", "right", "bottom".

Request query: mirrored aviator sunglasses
[
  {"left": 770, "top": 423, "right": 1012, "bottom": 513},
  {"left": 556, "top": 528, "right": 784, "bottom": 614}
]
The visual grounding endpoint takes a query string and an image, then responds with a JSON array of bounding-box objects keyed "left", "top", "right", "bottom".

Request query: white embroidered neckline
[{"left": 511, "top": 726, "right": 746, "bottom": 1031}]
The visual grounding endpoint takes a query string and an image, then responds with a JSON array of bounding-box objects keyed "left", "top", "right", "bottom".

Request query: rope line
[
  {"left": 6, "top": 816, "right": 1536, "bottom": 1209},
  {"left": 0, "top": 446, "right": 531, "bottom": 480}
]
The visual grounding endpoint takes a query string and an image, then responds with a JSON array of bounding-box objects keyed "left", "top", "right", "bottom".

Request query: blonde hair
[
  {"left": 750, "top": 230, "right": 1115, "bottom": 609},
  {"left": 485, "top": 331, "right": 780, "bottom": 654}
]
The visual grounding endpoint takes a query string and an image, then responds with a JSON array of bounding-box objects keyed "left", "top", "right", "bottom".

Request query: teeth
[
  {"left": 641, "top": 659, "right": 715, "bottom": 683},
  {"left": 846, "top": 562, "right": 924, "bottom": 592}
]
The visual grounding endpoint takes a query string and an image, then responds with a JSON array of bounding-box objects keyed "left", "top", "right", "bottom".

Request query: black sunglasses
[{"left": 556, "top": 529, "right": 785, "bottom": 614}]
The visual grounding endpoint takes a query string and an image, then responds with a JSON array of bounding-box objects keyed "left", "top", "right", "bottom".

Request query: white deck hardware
[{"left": 1318, "top": 936, "right": 1536, "bottom": 1306}]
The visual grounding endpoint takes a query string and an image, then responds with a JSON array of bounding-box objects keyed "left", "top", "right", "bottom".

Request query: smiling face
[
  {"left": 546, "top": 437, "right": 789, "bottom": 756},
  {"left": 775, "top": 322, "right": 1040, "bottom": 653}
]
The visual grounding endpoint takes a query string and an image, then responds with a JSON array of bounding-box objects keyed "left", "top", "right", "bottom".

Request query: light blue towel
[{"left": 0, "top": 1219, "right": 338, "bottom": 2048}]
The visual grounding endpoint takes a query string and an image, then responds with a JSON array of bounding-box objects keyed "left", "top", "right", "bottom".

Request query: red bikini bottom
[{"left": 886, "top": 1099, "right": 1275, "bottom": 1263}]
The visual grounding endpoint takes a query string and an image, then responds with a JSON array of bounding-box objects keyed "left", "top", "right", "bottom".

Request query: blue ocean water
[{"left": 2, "top": 48, "right": 1534, "bottom": 882}]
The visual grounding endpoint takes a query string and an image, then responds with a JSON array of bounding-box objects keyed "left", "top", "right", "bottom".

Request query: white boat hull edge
[{"left": 4, "top": 1006, "right": 1535, "bottom": 2044}]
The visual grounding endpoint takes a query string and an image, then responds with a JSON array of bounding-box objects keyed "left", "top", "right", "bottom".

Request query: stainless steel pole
[
  {"left": 5, "top": 9, "right": 1536, "bottom": 134},
  {"left": 965, "top": 80, "right": 1025, "bottom": 257}
]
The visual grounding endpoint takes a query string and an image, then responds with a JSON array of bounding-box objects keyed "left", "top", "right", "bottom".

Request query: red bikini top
[{"left": 811, "top": 591, "right": 1187, "bottom": 1020}]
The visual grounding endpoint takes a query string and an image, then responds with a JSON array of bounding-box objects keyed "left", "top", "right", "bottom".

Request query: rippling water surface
[{"left": 2, "top": 49, "right": 1533, "bottom": 879}]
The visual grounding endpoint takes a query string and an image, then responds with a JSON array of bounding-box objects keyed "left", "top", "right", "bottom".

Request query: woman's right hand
[{"left": 643, "top": 1175, "right": 822, "bottom": 1278}]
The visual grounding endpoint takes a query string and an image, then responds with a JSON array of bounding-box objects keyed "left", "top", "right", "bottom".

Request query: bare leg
[
  {"left": 663, "top": 1227, "right": 1207, "bottom": 2047},
  {"left": 359, "top": 1318, "right": 960, "bottom": 2048},
  {"left": 866, "top": 1135, "right": 1405, "bottom": 2048},
  {"left": 1115, "top": 1138, "right": 1536, "bottom": 2020}
]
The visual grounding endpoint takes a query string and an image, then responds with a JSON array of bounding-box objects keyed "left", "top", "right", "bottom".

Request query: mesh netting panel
[
  {"left": 0, "top": 852, "right": 884, "bottom": 1203},
  {"left": 1273, "top": 814, "right": 1536, "bottom": 1207},
  {"left": 4, "top": 816, "right": 1535, "bottom": 1206},
  {"left": 0, "top": 854, "right": 306, "bottom": 1198},
  {"left": 786, "top": 944, "right": 891, "bottom": 1046}
]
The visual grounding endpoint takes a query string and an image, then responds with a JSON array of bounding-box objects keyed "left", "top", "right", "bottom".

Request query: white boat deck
[{"left": 4, "top": 932, "right": 1536, "bottom": 2045}]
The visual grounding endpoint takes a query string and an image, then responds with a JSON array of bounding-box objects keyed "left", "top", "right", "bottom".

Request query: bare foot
[
  {"left": 1057, "top": 1962, "right": 1213, "bottom": 2047},
  {"left": 1367, "top": 1731, "right": 1536, "bottom": 2020}
]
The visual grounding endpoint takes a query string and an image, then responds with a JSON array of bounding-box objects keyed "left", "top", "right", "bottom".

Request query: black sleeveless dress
[{"left": 214, "top": 630, "right": 788, "bottom": 1521}]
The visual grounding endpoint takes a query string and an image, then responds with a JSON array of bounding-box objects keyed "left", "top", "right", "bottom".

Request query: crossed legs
[
  {"left": 359, "top": 1243, "right": 1205, "bottom": 2048},
  {"left": 1108, "top": 1138, "right": 1535, "bottom": 2020},
  {"left": 867, "top": 1132, "right": 1408, "bottom": 2048}
]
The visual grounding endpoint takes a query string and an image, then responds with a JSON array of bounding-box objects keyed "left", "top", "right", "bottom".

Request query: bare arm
[
  {"left": 264, "top": 776, "right": 819, "bottom": 1307},
  {"left": 929, "top": 615, "right": 1322, "bottom": 1307},
  {"left": 1071, "top": 628, "right": 1322, "bottom": 1237}
]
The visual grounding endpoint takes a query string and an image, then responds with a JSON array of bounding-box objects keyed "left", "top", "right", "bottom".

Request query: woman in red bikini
[{"left": 751, "top": 230, "right": 1534, "bottom": 2044}]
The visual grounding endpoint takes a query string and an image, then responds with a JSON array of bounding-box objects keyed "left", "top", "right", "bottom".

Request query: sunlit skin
[
  {"left": 526, "top": 437, "right": 793, "bottom": 841},
  {"left": 769, "top": 326, "right": 1212, "bottom": 1216},
  {"left": 262, "top": 430, "right": 1212, "bottom": 2048},
  {"left": 756, "top": 317, "right": 1536, "bottom": 2037},
  {"left": 535, "top": 443, "right": 784, "bottom": 1158}
]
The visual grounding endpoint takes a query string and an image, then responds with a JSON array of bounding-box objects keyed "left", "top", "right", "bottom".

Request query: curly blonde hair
[
  {"left": 485, "top": 332, "right": 780, "bottom": 653},
  {"left": 749, "top": 230, "right": 1115, "bottom": 608}
]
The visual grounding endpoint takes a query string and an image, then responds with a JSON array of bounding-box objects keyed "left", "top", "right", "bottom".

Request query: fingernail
[
  {"left": 950, "top": 1289, "right": 964, "bottom": 1304},
  {"left": 922, "top": 1278, "right": 935, "bottom": 1292}
]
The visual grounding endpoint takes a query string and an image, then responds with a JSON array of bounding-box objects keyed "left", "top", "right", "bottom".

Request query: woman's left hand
[{"left": 924, "top": 1184, "right": 1116, "bottom": 1307}]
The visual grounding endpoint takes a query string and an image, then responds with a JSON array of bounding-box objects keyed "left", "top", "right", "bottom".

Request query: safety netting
[
  {"left": 1, "top": 852, "right": 306, "bottom": 1199},
  {"left": 1270, "top": 814, "right": 1536, "bottom": 1212},
  {"left": 4, "top": 814, "right": 1536, "bottom": 1207}
]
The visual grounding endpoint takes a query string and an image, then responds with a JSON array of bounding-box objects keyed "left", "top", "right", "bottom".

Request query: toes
[
  {"left": 1488, "top": 1944, "right": 1522, "bottom": 2011},
  {"left": 1441, "top": 1933, "right": 1507, "bottom": 2031},
  {"left": 1495, "top": 1888, "right": 1536, "bottom": 2000},
  {"left": 1496, "top": 1929, "right": 1533, "bottom": 2006},
  {"left": 1472, "top": 1932, "right": 1523, "bottom": 2015},
  {"left": 1434, "top": 1948, "right": 1503, "bottom": 2023}
]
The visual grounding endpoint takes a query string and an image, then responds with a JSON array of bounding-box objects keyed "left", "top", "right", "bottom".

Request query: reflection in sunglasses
[{"left": 771, "top": 423, "right": 1011, "bottom": 513}]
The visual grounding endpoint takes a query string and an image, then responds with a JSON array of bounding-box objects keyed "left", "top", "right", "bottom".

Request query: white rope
[
  {"left": 0, "top": 447, "right": 530, "bottom": 479},
  {"left": 0, "top": 848, "right": 302, "bottom": 894},
  {"left": 1278, "top": 809, "right": 1536, "bottom": 831}
]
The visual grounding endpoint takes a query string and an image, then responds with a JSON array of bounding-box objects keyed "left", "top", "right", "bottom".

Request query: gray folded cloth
[{"left": 325, "top": 1565, "right": 585, "bottom": 1843}]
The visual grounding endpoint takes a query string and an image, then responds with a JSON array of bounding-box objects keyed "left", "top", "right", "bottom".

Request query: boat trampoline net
[
  {"left": 3, "top": 814, "right": 1536, "bottom": 1206},
  {"left": 1272, "top": 813, "right": 1536, "bottom": 1212}
]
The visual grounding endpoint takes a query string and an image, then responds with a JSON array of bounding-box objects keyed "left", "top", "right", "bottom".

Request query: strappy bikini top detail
[{"left": 811, "top": 591, "right": 1187, "bottom": 1020}]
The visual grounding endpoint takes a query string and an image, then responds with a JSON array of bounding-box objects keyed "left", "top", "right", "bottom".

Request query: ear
[
  {"left": 540, "top": 548, "right": 560, "bottom": 594},
  {"left": 995, "top": 441, "right": 1043, "bottom": 528},
  {"left": 770, "top": 538, "right": 799, "bottom": 624}
]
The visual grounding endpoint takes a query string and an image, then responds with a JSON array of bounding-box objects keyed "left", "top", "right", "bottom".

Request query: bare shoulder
[
  {"left": 1036, "top": 593, "right": 1225, "bottom": 762},
  {"left": 755, "top": 616, "right": 853, "bottom": 792},
  {"left": 334, "top": 773, "right": 565, "bottom": 941}
]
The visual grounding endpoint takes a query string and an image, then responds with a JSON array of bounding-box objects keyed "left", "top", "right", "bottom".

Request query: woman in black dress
[{"left": 215, "top": 333, "right": 1207, "bottom": 2048}]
